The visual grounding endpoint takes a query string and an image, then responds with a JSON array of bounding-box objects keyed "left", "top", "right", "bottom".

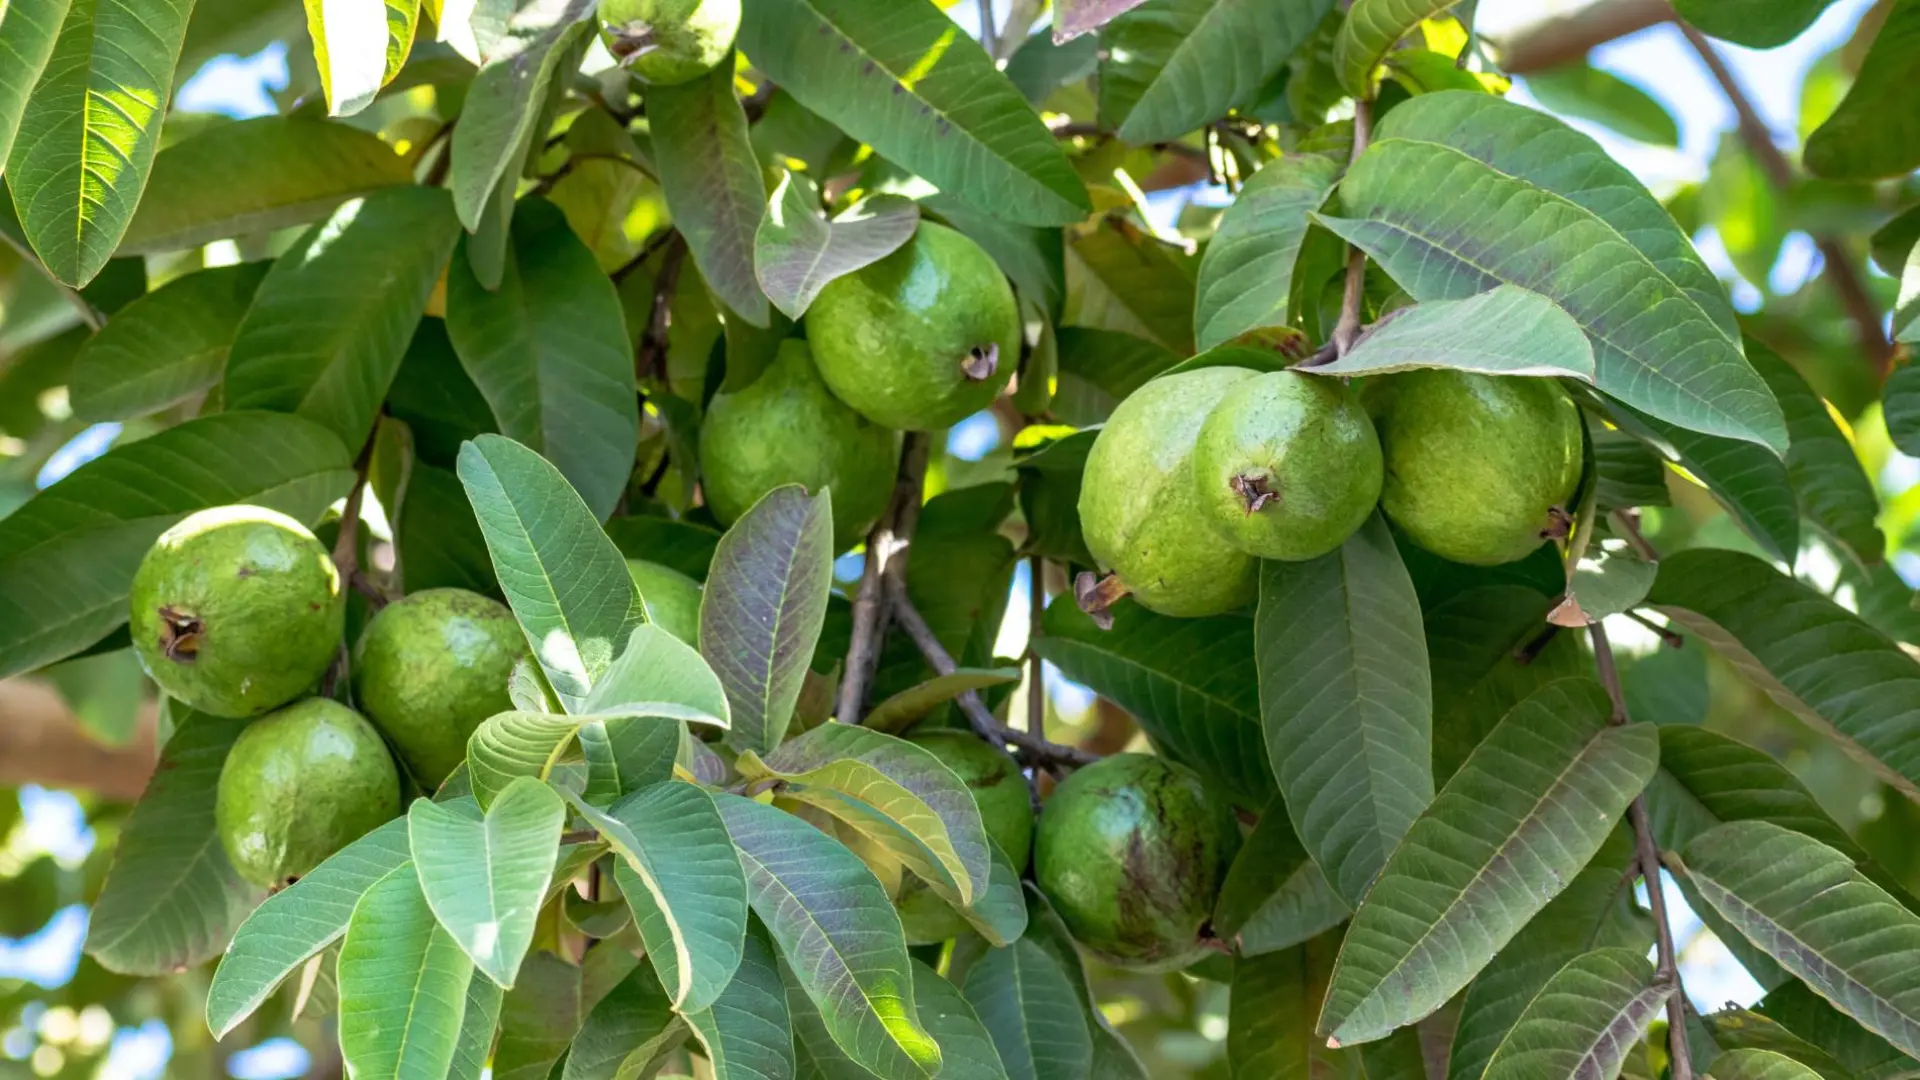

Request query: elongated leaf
[
  {"left": 1212, "top": 800, "right": 1347, "bottom": 951},
  {"left": 457, "top": 433, "right": 644, "bottom": 705},
  {"left": 408, "top": 782, "right": 563, "bottom": 988},
  {"left": 1705, "top": 1009, "right": 1854, "bottom": 1080},
  {"left": 339, "top": 866, "right": 476, "bottom": 1080},
  {"left": 1314, "top": 286, "right": 1597, "bottom": 380},
  {"left": 864, "top": 667, "right": 1022, "bottom": 734},
  {"left": 1334, "top": 0, "right": 1455, "bottom": 95},
  {"left": 1649, "top": 549, "right": 1920, "bottom": 799},
  {"left": 1756, "top": 981, "right": 1920, "bottom": 1080},
  {"left": 0, "top": 411, "right": 353, "bottom": 679},
  {"left": 1099, "top": 0, "right": 1334, "bottom": 144},
  {"left": 1065, "top": 219, "right": 1197, "bottom": 354},
  {"left": 1745, "top": 337, "right": 1881, "bottom": 568},
  {"left": 754, "top": 171, "right": 917, "bottom": 319},
  {"left": 1482, "top": 948, "right": 1668, "bottom": 1079},
  {"left": 0, "top": 0, "right": 71, "bottom": 169},
  {"left": 1672, "top": 0, "right": 1835, "bottom": 47},
  {"left": 684, "top": 920, "right": 794, "bottom": 1080},
  {"left": 1710, "top": 1048, "right": 1829, "bottom": 1080},
  {"left": 651, "top": 59, "right": 770, "bottom": 324},
  {"left": 208, "top": 817, "right": 412, "bottom": 1037},
  {"left": 586, "top": 624, "right": 732, "bottom": 727},
  {"left": 492, "top": 951, "right": 587, "bottom": 1080},
  {"left": 702, "top": 485, "right": 834, "bottom": 757},
  {"left": 1193, "top": 152, "right": 1342, "bottom": 351},
  {"left": 963, "top": 939, "right": 1092, "bottom": 1080},
  {"left": 1523, "top": 63, "right": 1679, "bottom": 147},
  {"left": 1229, "top": 931, "right": 1354, "bottom": 1079},
  {"left": 1425, "top": 586, "right": 1585, "bottom": 786},
  {"left": 305, "top": 0, "right": 420, "bottom": 116},
  {"left": 69, "top": 261, "right": 269, "bottom": 422},
  {"left": 1257, "top": 512, "right": 1433, "bottom": 906},
  {"left": 906, "top": 962, "right": 1011, "bottom": 1080},
  {"left": 1608, "top": 405, "right": 1799, "bottom": 564},
  {"left": 1018, "top": 887, "right": 1150, "bottom": 1080},
  {"left": 1887, "top": 364, "right": 1920, "bottom": 459},
  {"left": 716, "top": 793, "right": 941, "bottom": 1078},
  {"left": 6, "top": 0, "right": 194, "bottom": 285},
  {"left": 738, "top": 0, "right": 1090, "bottom": 227},
  {"left": 1804, "top": 0, "right": 1920, "bottom": 180},
  {"left": 450, "top": 0, "right": 594, "bottom": 229},
  {"left": 1318, "top": 678, "right": 1660, "bottom": 1046},
  {"left": 562, "top": 961, "right": 687, "bottom": 1080},
  {"left": 450, "top": 972, "right": 504, "bottom": 1080}
]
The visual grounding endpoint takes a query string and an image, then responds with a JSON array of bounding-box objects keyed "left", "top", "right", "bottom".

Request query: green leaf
[
  {"left": 754, "top": 171, "right": 917, "bottom": 319},
  {"left": 492, "top": 951, "right": 588, "bottom": 1080},
  {"left": 1054, "top": 0, "right": 1152, "bottom": 40},
  {"left": 1522, "top": 63, "right": 1679, "bottom": 147},
  {"left": 1065, "top": 219, "right": 1197, "bottom": 354},
  {"left": 1886, "top": 364, "right": 1920, "bottom": 460},
  {"left": 738, "top": 0, "right": 1091, "bottom": 227},
  {"left": 1333, "top": 0, "right": 1457, "bottom": 96},
  {"left": 1592, "top": 427, "right": 1671, "bottom": 515},
  {"left": 207, "top": 817, "right": 412, "bottom": 1038},
  {"left": 1555, "top": 547, "right": 1658, "bottom": 627},
  {"left": 68, "top": 261, "right": 270, "bottom": 422},
  {"left": 906, "top": 962, "right": 1012, "bottom": 1080},
  {"left": 1312, "top": 286, "right": 1597, "bottom": 381},
  {"left": 1607, "top": 404, "right": 1799, "bottom": 564},
  {"left": 1020, "top": 886, "right": 1151, "bottom": 1079},
  {"left": 715, "top": 793, "right": 942, "bottom": 1077},
  {"left": 0, "top": 0, "right": 71, "bottom": 170},
  {"left": 684, "top": 920, "right": 795, "bottom": 1080},
  {"left": 1211, "top": 799, "right": 1348, "bottom": 955},
  {"left": 925, "top": 194, "right": 1066, "bottom": 320},
  {"left": 1192, "top": 152, "right": 1342, "bottom": 351},
  {"left": 1678, "top": 821, "right": 1920, "bottom": 1061},
  {"left": 0, "top": 411, "right": 353, "bottom": 680},
  {"left": 1648, "top": 548, "right": 1920, "bottom": 800},
  {"left": 1899, "top": 246, "right": 1920, "bottom": 346},
  {"left": 1746, "top": 338, "right": 1881, "bottom": 568},
  {"left": 1803, "top": 0, "right": 1920, "bottom": 180},
  {"left": 561, "top": 961, "right": 688, "bottom": 1080},
  {"left": 1709, "top": 1048, "right": 1830, "bottom": 1080},
  {"left": 1098, "top": 0, "right": 1335, "bottom": 144},
  {"left": 449, "top": 0, "right": 594, "bottom": 229},
  {"left": 6, "top": 0, "right": 195, "bottom": 285},
  {"left": 701, "top": 485, "right": 834, "bottom": 758},
  {"left": 451, "top": 972, "right": 505, "bottom": 1080},
  {"left": 863, "top": 667, "right": 1022, "bottom": 734},
  {"left": 962, "top": 939, "right": 1092, "bottom": 1080},
  {"left": 1482, "top": 948, "right": 1668, "bottom": 1079},
  {"left": 586, "top": 624, "right": 733, "bottom": 729},
  {"left": 1051, "top": 328, "right": 1183, "bottom": 425},
  {"left": 1755, "top": 980, "right": 1920, "bottom": 1080},
  {"left": 465, "top": 713, "right": 583, "bottom": 808},
  {"left": 1671, "top": 0, "right": 1835, "bottom": 47},
  {"left": 456, "top": 433, "right": 644, "bottom": 705},
  {"left": 1256, "top": 512, "right": 1433, "bottom": 906},
  {"left": 224, "top": 187, "right": 462, "bottom": 450},
  {"left": 85, "top": 711, "right": 261, "bottom": 976},
  {"left": 650, "top": 59, "right": 771, "bottom": 325},
  {"left": 1229, "top": 931, "right": 1356, "bottom": 1079},
  {"left": 1318, "top": 679, "right": 1660, "bottom": 1046},
  {"left": 304, "top": 0, "right": 421, "bottom": 116},
  {"left": 408, "top": 782, "right": 564, "bottom": 988},
  {"left": 339, "top": 866, "right": 476, "bottom": 1080}
]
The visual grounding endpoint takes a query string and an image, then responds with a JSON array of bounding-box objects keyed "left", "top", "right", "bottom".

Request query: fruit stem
[
  {"left": 1072, "top": 571, "right": 1130, "bottom": 631},
  {"left": 1328, "top": 98, "right": 1374, "bottom": 359}
]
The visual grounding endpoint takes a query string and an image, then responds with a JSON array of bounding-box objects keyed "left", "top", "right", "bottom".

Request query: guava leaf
[
  {"left": 1065, "top": 220, "right": 1197, "bottom": 354},
  {"left": 1211, "top": 800, "right": 1347, "bottom": 954},
  {"left": 1886, "top": 364, "right": 1920, "bottom": 460},
  {"left": 560, "top": 961, "right": 687, "bottom": 1080},
  {"left": 650, "top": 59, "right": 771, "bottom": 325},
  {"left": 863, "top": 667, "right": 1022, "bottom": 734},
  {"left": 1053, "top": 0, "right": 1150, "bottom": 41},
  {"left": 1709, "top": 1049, "right": 1829, "bottom": 1080},
  {"left": 1313, "top": 286, "right": 1597, "bottom": 381},
  {"left": 0, "top": 0, "right": 71, "bottom": 171},
  {"left": 1333, "top": 0, "right": 1458, "bottom": 96},
  {"left": 1481, "top": 948, "right": 1668, "bottom": 1080},
  {"left": 1745, "top": 338, "right": 1883, "bottom": 569},
  {"left": 1052, "top": 327, "right": 1184, "bottom": 424},
  {"left": 464, "top": 712, "right": 582, "bottom": 809},
  {"left": 1521, "top": 63, "right": 1679, "bottom": 147},
  {"left": 1020, "top": 886, "right": 1151, "bottom": 1079},
  {"left": 304, "top": 0, "right": 420, "bottom": 117},
  {"left": 905, "top": 962, "right": 1011, "bottom": 1080},
  {"left": 963, "top": 938, "right": 1092, "bottom": 1080},
  {"left": 1803, "top": 0, "right": 1920, "bottom": 180},
  {"left": 1604, "top": 403, "right": 1799, "bottom": 565},
  {"left": 1426, "top": 584, "right": 1587, "bottom": 787},
  {"left": 69, "top": 262, "right": 270, "bottom": 422},
  {"left": 754, "top": 171, "right": 918, "bottom": 319},
  {"left": 1551, "top": 546, "right": 1658, "bottom": 627},
  {"left": 1192, "top": 152, "right": 1342, "bottom": 351},
  {"left": 491, "top": 951, "right": 587, "bottom": 1080},
  {"left": 338, "top": 865, "right": 476, "bottom": 1080},
  {"left": 450, "top": 972, "right": 504, "bottom": 1080},
  {"left": 408, "top": 782, "right": 564, "bottom": 989},
  {"left": 449, "top": 0, "right": 594, "bottom": 229},
  {"left": 1229, "top": 932, "right": 1353, "bottom": 1078},
  {"left": 585, "top": 624, "right": 733, "bottom": 731},
  {"left": 683, "top": 920, "right": 795, "bottom": 1080},
  {"left": 1755, "top": 981, "right": 1920, "bottom": 1080}
]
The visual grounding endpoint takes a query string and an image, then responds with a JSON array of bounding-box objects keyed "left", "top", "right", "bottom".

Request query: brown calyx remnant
[
  {"left": 157, "top": 606, "right": 204, "bottom": 663},
  {"left": 1230, "top": 473, "right": 1277, "bottom": 514},
  {"left": 961, "top": 343, "right": 999, "bottom": 382},
  {"left": 1074, "top": 571, "right": 1131, "bottom": 631},
  {"left": 1540, "top": 505, "right": 1574, "bottom": 540},
  {"left": 605, "top": 21, "right": 657, "bottom": 62}
]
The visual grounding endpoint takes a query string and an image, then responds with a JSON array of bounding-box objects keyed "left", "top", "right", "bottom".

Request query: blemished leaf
[
  {"left": 1192, "top": 151, "right": 1343, "bottom": 351},
  {"left": 450, "top": 972, "right": 504, "bottom": 1080},
  {"left": 683, "top": 920, "right": 795, "bottom": 1080},
  {"left": 207, "top": 817, "right": 412, "bottom": 1038},
  {"left": 0, "top": 0, "right": 72, "bottom": 170},
  {"left": 339, "top": 866, "right": 476, "bottom": 1080},
  {"left": 445, "top": 196, "right": 639, "bottom": 523},
  {"left": 650, "top": 59, "right": 771, "bottom": 325},
  {"left": 962, "top": 939, "right": 1092, "bottom": 1080},
  {"left": 561, "top": 961, "right": 687, "bottom": 1080},
  {"left": 1053, "top": 0, "right": 1150, "bottom": 40},
  {"left": 224, "top": 187, "right": 462, "bottom": 450},
  {"left": 1256, "top": 512, "right": 1433, "bottom": 907},
  {"left": 1803, "top": 0, "right": 1920, "bottom": 180},
  {"left": 1097, "top": 0, "right": 1335, "bottom": 145},
  {"left": 863, "top": 667, "right": 1022, "bottom": 734},
  {"left": 407, "top": 783, "right": 564, "bottom": 988},
  {"left": 1522, "top": 63, "right": 1680, "bottom": 147},
  {"left": 1312, "top": 286, "right": 1598, "bottom": 381},
  {"left": 715, "top": 793, "right": 942, "bottom": 1077},
  {"left": 1229, "top": 932, "right": 1354, "bottom": 1079},
  {"left": 1065, "top": 219, "right": 1197, "bottom": 354},
  {"left": 456, "top": 433, "right": 644, "bottom": 706},
  {"left": 0, "top": 411, "right": 353, "bottom": 680},
  {"left": 1212, "top": 799, "right": 1347, "bottom": 955},
  {"left": 1318, "top": 679, "right": 1660, "bottom": 1046},
  {"left": 754, "top": 171, "right": 918, "bottom": 319},
  {"left": 118, "top": 116, "right": 413, "bottom": 254},
  {"left": 1481, "top": 948, "right": 1668, "bottom": 1079},
  {"left": 1755, "top": 980, "right": 1920, "bottom": 1080},
  {"left": 85, "top": 712, "right": 261, "bottom": 976},
  {"left": 1708, "top": 1048, "right": 1829, "bottom": 1080},
  {"left": 701, "top": 485, "right": 834, "bottom": 758},
  {"left": 1746, "top": 338, "right": 1882, "bottom": 568},
  {"left": 739, "top": 0, "right": 1091, "bottom": 227},
  {"left": 304, "top": 0, "right": 420, "bottom": 116},
  {"left": 1324, "top": 90, "right": 1785, "bottom": 453},
  {"left": 1678, "top": 821, "right": 1920, "bottom": 1060},
  {"left": 1333, "top": 0, "right": 1457, "bottom": 96},
  {"left": 1886, "top": 364, "right": 1920, "bottom": 460},
  {"left": 6, "top": 0, "right": 194, "bottom": 285},
  {"left": 450, "top": 0, "right": 594, "bottom": 230},
  {"left": 69, "top": 261, "right": 271, "bottom": 422},
  {"left": 1648, "top": 548, "right": 1920, "bottom": 800},
  {"left": 1606, "top": 404, "right": 1800, "bottom": 565}
]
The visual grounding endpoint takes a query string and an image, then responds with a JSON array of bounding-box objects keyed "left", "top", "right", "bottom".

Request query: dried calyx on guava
[
  {"left": 894, "top": 729, "right": 1034, "bottom": 944},
  {"left": 598, "top": 0, "right": 740, "bottom": 86},
  {"left": 626, "top": 559, "right": 702, "bottom": 644}
]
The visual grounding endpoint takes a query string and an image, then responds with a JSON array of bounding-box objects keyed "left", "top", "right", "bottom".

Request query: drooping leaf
[
  {"left": 408, "top": 783, "right": 564, "bottom": 988},
  {"left": 339, "top": 866, "right": 476, "bottom": 1080},
  {"left": 561, "top": 961, "right": 688, "bottom": 1080},
  {"left": 1745, "top": 338, "right": 1881, "bottom": 568},
  {"left": 1312, "top": 285, "right": 1597, "bottom": 381},
  {"left": 69, "top": 261, "right": 270, "bottom": 422},
  {"left": 449, "top": 0, "right": 594, "bottom": 230},
  {"left": 738, "top": 0, "right": 1091, "bottom": 227},
  {"left": 1333, "top": 0, "right": 1458, "bottom": 96},
  {"left": 962, "top": 939, "right": 1092, "bottom": 1080},
  {"left": 1481, "top": 948, "right": 1669, "bottom": 1079},
  {"left": 1803, "top": 0, "right": 1920, "bottom": 181},
  {"left": 1192, "top": 152, "right": 1343, "bottom": 351},
  {"left": 0, "top": 0, "right": 72, "bottom": 170},
  {"left": 1212, "top": 799, "right": 1348, "bottom": 956},
  {"left": 754, "top": 171, "right": 918, "bottom": 319},
  {"left": 1605, "top": 404, "right": 1800, "bottom": 565},
  {"left": 683, "top": 920, "right": 795, "bottom": 1080},
  {"left": 1521, "top": 63, "right": 1679, "bottom": 147},
  {"left": 650, "top": 58, "right": 771, "bottom": 324},
  {"left": 304, "top": 0, "right": 420, "bottom": 116},
  {"left": 1707, "top": 1048, "right": 1829, "bottom": 1080}
]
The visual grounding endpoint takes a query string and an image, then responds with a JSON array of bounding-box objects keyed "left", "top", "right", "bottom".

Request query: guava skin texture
[
  {"left": 625, "top": 560, "right": 702, "bottom": 644},
  {"left": 1363, "top": 369, "right": 1584, "bottom": 566},
  {"left": 351, "top": 589, "right": 526, "bottom": 787},
  {"left": 128, "top": 505, "right": 344, "bottom": 719},
  {"left": 1034, "top": 753, "right": 1240, "bottom": 971},
  {"left": 1192, "top": 370, "right": 1384, "bottom": 561},
  {"left": 598, "top": 0, "right": 740, "bottom": 86},
  {"left": 699, "top": 338, "right": 900, "bottom": 551},
  {"left": 805, "top": 222, "right": 1022, "bottom": 431},
  {"left": 215, "top": 698, "right": 401, "bottom": 889},
  {"left": 1078, "top": 367, "right": 1262, "bottom": 617},
  {"left": 896, "top": 730, "right": 1035, "bottom": 943}
]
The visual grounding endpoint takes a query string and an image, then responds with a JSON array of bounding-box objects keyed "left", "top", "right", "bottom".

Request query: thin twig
[
  {"left": 612, "top": 227, "right": 681, "bottom": 284},
  {"left": 1625, "top": 609, "right": 1685, "bottom": 648},
  {"left": 837, "top": 434, "right": 929, "bottom": 723},
  {"left": 332, "top": 433, "right": 388, "bottom": 610},
  {"left": 1609, "top": 508, "right": 1661, "bottom": 562},
  {"left": 0, "top": 230, "right": 104, "bottom": 331},
  {"left": 978, "top": 0, "right": 997, "bottom": 63},
  {"left": 636, "top": 236, "right": 688, "bottom": 381},
  {"left": 1329, "top": 99, "right": 1375, "bottom": 357}
]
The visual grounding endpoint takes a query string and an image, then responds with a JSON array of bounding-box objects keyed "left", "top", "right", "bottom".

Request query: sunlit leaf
[
  {"left": 304, "top": 0, "right": 421, "bottom": 116},
  {"left": 408, "top": 782, "right": 564, "bottom": 988},
  {"left": 449, "top": 0, "right": 594, "bottom": 229},
  {"left": 1312, "top": 286, "right": 1596, "bottom": 381},
  {"left": 754, "top": 171, "right": 918, "bottom": 319},
  {"left": 650, "top": 58, "right": 771, "bottom": 324},
  {"left": 339, "top": 866, "right": 475, "bottom": 1080}
]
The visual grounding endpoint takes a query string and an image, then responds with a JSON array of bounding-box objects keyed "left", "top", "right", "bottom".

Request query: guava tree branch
[
  {"left": 1329, "top": 98, "right": 1375, "bottom": 358},
  {"left": 1494, "top": 0, "right": 1672, "bottom": 73},
  {"left": 837, "top": 433, "right": 930, "bottom": 723},
  {"left": 331, "top": 432, "right": 387, "bottom": 609},
  {"left": 0, "top": 679, "right": 157, "bottom": 801},
  {"left": 1027, "top": 555, "right": 1046, "bottom": 737}
]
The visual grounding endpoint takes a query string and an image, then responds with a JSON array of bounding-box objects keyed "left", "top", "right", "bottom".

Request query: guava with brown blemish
[
  {"left": 598, "top": 0, "right": 740, "bottom": 86},
  {"left": 626, "top": 560, "right": 702, "bottom": 644},
  {"left": 128, "top": 505, "right": 343, "bottom": 718},
  {"left": 895, "top": 729, "right": 1034, "bottom": 943},
  {"left": 1034, "top": 753, "right": 1239, "bottom": 971}
]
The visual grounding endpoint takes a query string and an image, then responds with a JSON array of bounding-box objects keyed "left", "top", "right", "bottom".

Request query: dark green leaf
[
  {"left": 962, "top": 939, "right": 1091, "bottom": 1080},
  {"left": 385, "top": 319, "right": 500, "bottom": 471},
  {"left": 1884, "top": 364, "right": 1920, "bottom": 460},
  {"left": 393, "top": 462, "right": 499, "bottom": 595},
  {"left": 409, "top": 783, "right": 565, "bottom": 988},
  {"left": 0, "top": 0, "right": 68, "bottom": 170},
  {"left": 1020, "top": 886, "right": 1151, "bottom": 1080},
  {"left": 1229, "top": 932, "right": 1355, "bottom": 1078},
  {"left": 1004, "top": 29, "right": 1098, "bottom": 104},
  {"left": 339, "top": 866, "right": 476, "bottom": 1080},
  {"left": 1051, "top": 326, "right": 1182, "bottom": 424},
  {"left": 1746, "top": 338, "right": 1881, "bottom": 568},
  {"left": 562, "top": 961, "right": 687, "bottom": 1080},
  {"left": 1427, "top": 584, "right": 1585, "bottom": 786},
  {"left": 1522, "top": 63, "right": 1680, "bottom": 147},
  {"left": 683, "top": 920, "right": 795, "bottom": 1080},
  {"left": 1212, "top": 799, "right": 1347, "bottom": 955},
  {"left": 606, "top": 515, "right": 724, "bottom": 581},
  {"left": 1607, "top": 404, "right": 1799, "bottom": 564},
  {"left": 754, "top": 171, "right": 916, "bottom": 319},
  {"left": 1312, "top": 286, "right": 1596, "bottom": 380},
  {"left": 450, "top": 0, "right": 594, "bottom": 229},
  {"left": 1707, "top": 1049, "right": 1829, "bottom": 1080},
  {"left": 492, "top": 951, "right": 587, "bottom": 1080},
  {"left": 1482, "top": 948, "right": 1668, "bottom": 1080},
  {"left": 1803, "top": 0, "right": 1920, "bottom": 180},
  {"left": 68, "top": 261, "right": 269, "bottom": 422},
  {"left": 1192, "top": 152, "right": 1342, "bottom": 351},
  {"left": 651, "top": 59, "right": 771, "bottom": 324},
  {"left": 1756, "top": 980, "right": 1920, "bottom": 1080},
  {"left": 1592, "top": 426, "right": 1672, "bottom": 514}
]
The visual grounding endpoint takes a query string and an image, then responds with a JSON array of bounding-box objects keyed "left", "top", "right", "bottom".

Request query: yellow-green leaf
[{"left": 303, "top": 0, "right": 422, "bottom": 117}]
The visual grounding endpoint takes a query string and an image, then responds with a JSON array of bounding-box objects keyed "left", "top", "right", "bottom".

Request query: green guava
[
  {"left": 699, "top": 338, "right": 900, "bottom": 551},
  {"left": 1077, "top": 367, "right": 1261, "bottom": 618},
  {"left": 1364, "top": 370, "right": 1583, "bottom": 566},
  {"left": 1191, "top": 370, "right": 1383, "bottom": 561},
  {"left": 626, "top": 560, "right": 701, "bottom": 644},
  {"left": 1033, "top": 753, "right": 1239, "bottom": 971},
  {"left": 598, "top": 0, "right": 740, "bottom": 86},
  {"left": 805, "top": 222, "right": 1022, "bottom": 431},
  {"left": 128, "top": 505, "right": 344, "bottom": 718},
  {"left": 351, "top": 589, "right": 526, "bottom": 786},
  {"left": 896, "top": 729, "right": 1034, "bottom": 943},
  {"left": 215, "top": 697, "right": 401, "bottom": 888}
]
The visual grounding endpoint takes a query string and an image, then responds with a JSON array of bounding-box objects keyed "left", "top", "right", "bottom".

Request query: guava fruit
[
  {"left": 129, "top": 505, "right": 344, "bottom": 718},
  {"left": 896, "top": 730, "right": 1034, "bottom": 943},
  {"left": 215, "top": 698, "right": 401, "bottom": 888},
  {"left": 626, "top": 560, "right": 701, "bottom": 644},
  {"left": 699, "top": 338, "right": 900, "bottom": 551},
  {"left": 352, "top": 589, "right": 526, "bottom": 786},
  {"left": 1077, "top": 367, "right": 1261, "bottom": 618},
  {"left": 598, "top": 0, "right": 740, "bottom": 86},
  {"left": 1033, "top": 753, "right": 1239, "bottom": 971},
  {"left": 805, "top": 222, "right": 1022, "bottom": 431},
  {"left": 1364, "top": 370, "right": 1583, "bottom": 566},
  {"left": 1192, "top": 370, "right": 1383, "bottom": 561}
]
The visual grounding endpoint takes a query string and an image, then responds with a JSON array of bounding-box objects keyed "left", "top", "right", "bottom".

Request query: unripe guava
[
  {"left": 1034, "top": 753, "right": 1239, "bottom": 971},
  {"left": 896, "top": 729, "right": 1034, "bottom": 943},
  {"left": 598, "top": 0, "right": 740, "bottom": 86},
  {"left": 351, "top": 589, "right": 526, "bottom": 786},
  {"left": 806, "top": 222, "right": 1021, "bottom": 431},
  {"left": 626, "top": 560, "right": 702, "bottom": 644},
  {"left": 215, "top": 698, "right": 401, "bottom": 888},
  {"left": 699, "top": 339, "right": 900, "bottom": 551},
  {"left": 129, "top": 506, "right": 343, "bottom": 718},
  {"left": 1192, "top": 369, "right": 1383, "bottom": 561},
  {"left": 1077, "top": 367, "right": 1261, "bottom": 617},
  {"left": 1364, "top": 370, "right": 1583, "bottom": 566}
]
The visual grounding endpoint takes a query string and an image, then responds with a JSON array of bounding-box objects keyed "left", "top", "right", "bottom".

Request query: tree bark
[{"left": 0, "top": 679, "right": 157, "bottom": 801}]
